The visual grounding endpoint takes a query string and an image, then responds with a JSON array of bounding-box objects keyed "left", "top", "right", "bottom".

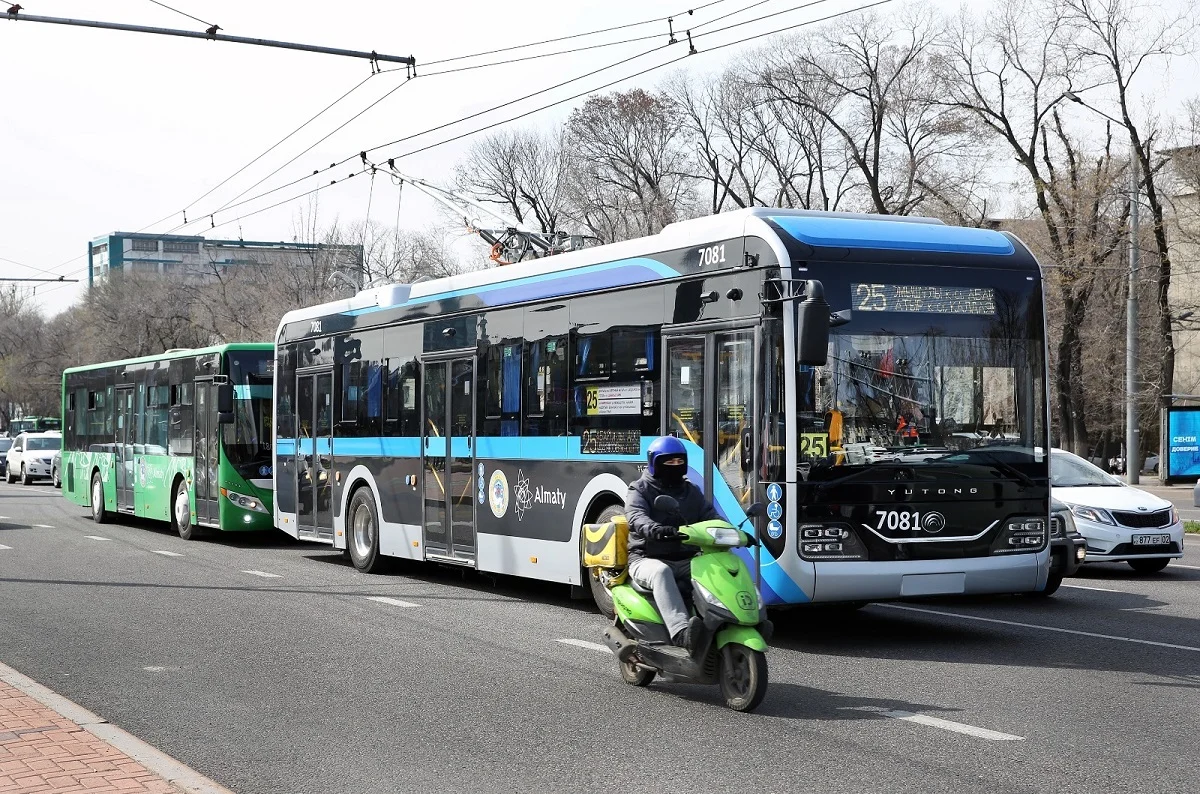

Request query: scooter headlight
[
  {"left": 706, "top": 526, "right": 742, "bottom": 546},
  {"left": 694, "top": 581, "right": 725, "bottom": 608}
]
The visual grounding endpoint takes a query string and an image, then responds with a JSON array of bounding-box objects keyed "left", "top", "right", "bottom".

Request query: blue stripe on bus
[
  {"left": 769, "top": 215, "right": 1015, "bottom": 256},
  {"left": 272, "top": 433, "right": 808, "bottom": 603},
  {"left": 343, "top": 258, "right": 679, "bottom": 317}
]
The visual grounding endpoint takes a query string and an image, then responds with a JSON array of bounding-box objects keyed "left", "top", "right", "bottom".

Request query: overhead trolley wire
[
  {"left": 162, "top": 75, "right": 415, "bottom": 235},
  {"left": 420, "top": 0, "right": 733, "bottom": 67},
  {"left": 145, "top": 71, "right": 378, "bottom": 234},
  {"left": 119, "top": 0, "right": 890, "bottom": 258},
  {"left": 145, "top": 1, "right": 217, "bottom": 29}
]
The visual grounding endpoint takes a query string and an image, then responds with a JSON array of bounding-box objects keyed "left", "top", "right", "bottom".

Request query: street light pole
[{"left": 1127, "top": 145, "right": 1141, "bottom": 485}]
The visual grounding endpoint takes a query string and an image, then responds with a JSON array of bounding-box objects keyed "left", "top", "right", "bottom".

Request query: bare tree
[
  {"left": 454, "top": 129, "right": 571, "bottom": 235},
  {"left": 755, "top": 5, "right": 965, "bottom": 215},
  {"left": 564, "top": 88, "right": 696, "bottom": 242},
  {"left": 1061, "top": 0, "right": 1197, "bottom": 411},
  {"left": 938, "top": 0, "right": 1107, "bottom": 453}
]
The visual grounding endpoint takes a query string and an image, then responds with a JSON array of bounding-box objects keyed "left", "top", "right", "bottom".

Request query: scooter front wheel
[
  {"left": 619, "top": 656, "right": 655, "bottom": 687},
  {"left": 719, "top": 645, "right": 768, "bottom": 712}
]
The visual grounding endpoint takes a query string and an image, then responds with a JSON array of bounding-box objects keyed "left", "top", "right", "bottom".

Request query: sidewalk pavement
[{"left": 0, "top": 662, "right": 232, "bottom": 794}]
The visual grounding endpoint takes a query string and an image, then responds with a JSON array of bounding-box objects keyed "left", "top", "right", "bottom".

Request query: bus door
[
  {"left": 114, "top": 385, "right": 135, "bottom": 513},
  {"left": 663, "top": 327, "right": 760, "bottom": 519},
  {"left": 295, "top": 370, "right": 334, "bottom": 542},
  {"left": 421, "top": 356, "right": 477, "bottom": 564},
  {"left": 193, "top": 380, "right": 221, "bottom": 524}
]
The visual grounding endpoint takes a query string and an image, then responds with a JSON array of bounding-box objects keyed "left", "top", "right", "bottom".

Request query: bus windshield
[
  {"left": 798, "top": 270, "right": 1047, "bottom": 478},
  {"left": 224, "top": 350, "right": 274, "bottom": 469}
]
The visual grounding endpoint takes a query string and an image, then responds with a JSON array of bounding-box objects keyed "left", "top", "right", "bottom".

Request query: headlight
[
  {"left": 706, "top": 526, "right": 742, "bottom": 546},
  {"left": 222, "top": 487, "right": 268, "bottom": 514},
  {"left": 1068, "top": 504, "right": 1115, "bottom": 525},
  {"left": 991, "top": 517, "right": 1046, "bottom": 554},
  {"left": 1170, "top": 506, "right": 1179, "bottom": 524},
  {"left": 693, "top": 581, "right": 725, "bottom": 609}
]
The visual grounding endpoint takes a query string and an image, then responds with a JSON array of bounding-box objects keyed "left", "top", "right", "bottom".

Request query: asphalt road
[{"left": 2, "top": 479, "right": 1198, "bottom": 794}]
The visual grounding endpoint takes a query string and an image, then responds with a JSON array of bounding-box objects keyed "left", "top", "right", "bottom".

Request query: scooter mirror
[
  {"left": 746, "top": 502, "right": 766, "bottom": 518},
  {"left": 653, "top": 494, "right": 680, "bottom": 513}
]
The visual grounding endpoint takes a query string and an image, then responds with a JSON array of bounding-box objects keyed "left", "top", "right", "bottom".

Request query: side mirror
[
  {"left": 746, "top": 502, "right": 766, "bottom": 518},
  {"left": 653, "top": 494, "right": 680, "bottom": 513},
  {"left": 217, "top": 383, "right": 235, "bottom": 424},
  {"left": 797, "top": 279, "right": 831, "bottom": 366},
  {"left": 740, "top": 429, "right": 753, "bottom": 473}
]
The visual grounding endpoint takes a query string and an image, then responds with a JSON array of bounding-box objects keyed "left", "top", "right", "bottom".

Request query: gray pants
[{"left": 628, "top": 557, "right": 693, "bottom": 639}]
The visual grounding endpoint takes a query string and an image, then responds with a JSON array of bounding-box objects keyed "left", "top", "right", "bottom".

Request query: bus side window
[{"left": 523, "top": 338, "right": 567, "bottom": 436}]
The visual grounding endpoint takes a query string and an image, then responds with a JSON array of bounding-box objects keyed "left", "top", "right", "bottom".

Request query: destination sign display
[{"left": 851, "top": 283, "right": 996, "bottom": 315}]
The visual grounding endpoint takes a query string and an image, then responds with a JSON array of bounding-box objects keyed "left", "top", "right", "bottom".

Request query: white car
[
  {"left": 4, "top": 431, "right": 61, "bottom": 485},
  {"left": 1051, "top": 448, "right": 1183, "bottom": 573}
]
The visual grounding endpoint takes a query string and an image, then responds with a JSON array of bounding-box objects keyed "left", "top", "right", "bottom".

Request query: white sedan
[
  {"left": 4, "top": 431, "right": 61, "bottom": 485},
  {"left": 1052, "top": 448, "right": 1183, "bottom": 573}
]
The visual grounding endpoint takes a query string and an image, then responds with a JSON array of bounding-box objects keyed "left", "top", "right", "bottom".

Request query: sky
[{"left": 0, "top": 0, "right": 1194, "bottom": 317}]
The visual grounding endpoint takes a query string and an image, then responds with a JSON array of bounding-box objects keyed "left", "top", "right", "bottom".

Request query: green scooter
[{"left": 602, "top": 497, "right": 773, "bottom": 712}]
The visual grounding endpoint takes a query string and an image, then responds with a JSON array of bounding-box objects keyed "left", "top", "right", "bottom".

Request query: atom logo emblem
[{"left": 513, "top": 469, "right": 534, "bottom": 521}]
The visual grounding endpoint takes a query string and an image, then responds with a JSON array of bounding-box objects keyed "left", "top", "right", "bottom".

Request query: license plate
[{"left": 1133, "top": 533, "right": 1170, "bottom": 546}]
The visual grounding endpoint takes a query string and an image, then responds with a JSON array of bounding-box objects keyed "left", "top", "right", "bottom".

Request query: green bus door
[
  {"left": 115, "top": 386, "right": 135, "bottom": 513},
  {"left": 194, "top": 381, "right": 220, "bottom": 525}
]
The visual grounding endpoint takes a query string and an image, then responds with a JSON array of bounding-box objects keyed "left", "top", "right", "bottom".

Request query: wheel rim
[
  {"left": 351, "top": 501, "right": 374, "bottom": 560},
  {"left": 723, "top": 647, "right": 754, "bottom": 700},
  {"left": 92, "top": 478, "right": 102, "bottom": 515},
  {"left": 174, "top": 487, "right": 190, "bottom": 530}
]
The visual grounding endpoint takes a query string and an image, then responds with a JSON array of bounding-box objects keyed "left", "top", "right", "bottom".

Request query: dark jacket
[{"left": 625, "top": 472, "right": 720, "bottom": 562}]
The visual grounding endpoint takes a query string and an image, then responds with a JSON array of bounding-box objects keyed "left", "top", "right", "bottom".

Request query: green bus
[
  {"left": 60, "top": 344, "right": 275, "bottom": 538},
  {"left": 6, "top": 416, "right": 62, "bottom": 435}
]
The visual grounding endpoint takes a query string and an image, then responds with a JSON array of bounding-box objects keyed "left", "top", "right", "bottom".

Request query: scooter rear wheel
[
  {"left": 619, "top": 657, "right": 655, "bottom": 687},
  {"left": 718, "top": 645, "right": 768, "bottom": 712}
]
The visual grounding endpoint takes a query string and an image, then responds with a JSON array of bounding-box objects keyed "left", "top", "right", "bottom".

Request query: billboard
[{"left": 1165, "top": 406, "right": 1200, "bottom": 480}]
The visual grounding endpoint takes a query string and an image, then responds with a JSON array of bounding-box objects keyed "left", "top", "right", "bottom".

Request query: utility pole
[{"left": 1126, "top": 145, "right": 1141, "bottom": 484}]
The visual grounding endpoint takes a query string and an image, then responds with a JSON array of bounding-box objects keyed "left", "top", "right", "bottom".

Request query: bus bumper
[{"left": 810, "top": 550, "right": 1048, "bottom": 602}]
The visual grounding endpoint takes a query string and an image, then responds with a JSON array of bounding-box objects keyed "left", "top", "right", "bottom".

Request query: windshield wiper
[
  {"left": 810, "top": 462, "right": 953, "bottom": 490},
  {"left": 970, "top": 452, "right": 1037, "bottom": 488}
]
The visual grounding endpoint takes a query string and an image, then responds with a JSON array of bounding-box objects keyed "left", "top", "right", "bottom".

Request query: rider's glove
[{"left": 651, "top": 526, "right": 679, "bottom": 541}]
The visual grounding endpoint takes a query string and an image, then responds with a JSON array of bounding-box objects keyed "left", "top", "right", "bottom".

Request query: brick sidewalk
[{"left": 0, "top": 678, "right": 180, "bottom": 794}]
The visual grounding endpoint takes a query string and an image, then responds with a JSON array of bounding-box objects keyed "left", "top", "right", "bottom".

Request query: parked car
[
  {"left": 0, "top": 437, "right": 12, "bottom": 478},
  {"left": 1051, "top": 448, "right": 1183, "bottom": 573},
  {"left": 1036, "top": 497, "right": 1087, "bottom": 596},
  {"left": 4, "top": 431, "right": 61, "bottom": 485},
  {"left": 51, "top": 449, "right": 62, "bottom": 489},
  {"left": 1141, "top": 454, "right": 1159, "bottom": 475}
]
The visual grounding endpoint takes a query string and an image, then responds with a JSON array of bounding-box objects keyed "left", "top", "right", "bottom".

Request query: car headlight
[
  {"left": 222, "top": 487, "right": 268, "bottom": 514},
  {"left": 1170, "top": 506, "right": 1179, "bottom": 524},
  {"left": 1068, "top": 504, "right": 1115, "bottom": 525}
]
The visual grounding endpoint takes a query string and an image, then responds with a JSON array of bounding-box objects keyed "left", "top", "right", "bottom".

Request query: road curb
[{"left": 0, "top": 658, "right": 236, "bottom": 794}]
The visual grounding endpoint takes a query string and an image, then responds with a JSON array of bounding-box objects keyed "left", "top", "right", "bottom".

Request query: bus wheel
[
  {"left": 90, "top": 472, "right": 108, "bottom": 524},
  {"left": 586, "top": 504, "right": 622, "bottom": 619},
  {"left": 173, "top": 480, "right": 204, "bottom": 540},
  {"left": 348, "top": 487, "right": 385, "bottom": 573}
]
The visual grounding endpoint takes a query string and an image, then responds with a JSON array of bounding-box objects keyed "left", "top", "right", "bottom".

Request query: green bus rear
[{"left": 60, "top": 344, "right": 275, "bottom": 536}]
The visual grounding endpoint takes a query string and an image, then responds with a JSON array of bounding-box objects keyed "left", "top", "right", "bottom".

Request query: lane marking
[
  {"left": 33, "top": 524, "right": 54, "bottom": 528},
  {"left": 877, "top": 603, "right": 1200, "bottom": 652},
  {"left": 557, "top": 638, "right": 610, "bottom": 653},
  {"left": 142, "top": 666, "right": 181, "bottom": 673},
  {"left": 844, "top": 707, "right": 1023, "bottom": 741},
  {"left": 364, "top": 596, "right": 420, "bottom": 608},
  {"left": 0, "top": 544, "right": 10, "bottom": 550},
  {"left": 150, "top": 550, "right": 183, "bottom": 557},
  {"left": 242, "top": 570, "right": 282, "bottom": 578},
  {"left": 1171, "top": 563, "right": 1200, "bottom": 570},
  {"left": 84, "top": 535, "right": 110, "bottom": 541},
  {"left": 1061, "top": 583, "right": 1121, "bottom": 593}
]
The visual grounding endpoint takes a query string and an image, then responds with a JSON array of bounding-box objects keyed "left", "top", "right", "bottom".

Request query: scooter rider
[{"left": 624, "top": 436, "right": 718, "bottom": 650}]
